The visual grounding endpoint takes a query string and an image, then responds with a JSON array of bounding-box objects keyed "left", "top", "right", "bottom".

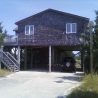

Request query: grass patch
[
  {"left": 76, "top": 60, "right": 81, "bottom": 68},
  {"left": 67, "top": 74, "right": 98, "bottom": 98},
  {"left": 0, "top": 69, "right": 12, "bottom": 77}
]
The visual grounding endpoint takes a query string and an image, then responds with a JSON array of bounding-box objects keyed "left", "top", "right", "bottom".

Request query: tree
[
  {"left": 93, "top": 11, "right": 98, "bottom": 71},
  {"left": 82, "top": 11, "right": 98, "bottom": 73},
  {"left": 0, "top": 22, "right": 7, "bottom": 47},
  {"left": 62, "top": 51, "right": 74, "bottom": 57}
]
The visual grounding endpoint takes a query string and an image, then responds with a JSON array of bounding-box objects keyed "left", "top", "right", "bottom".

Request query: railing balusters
[
  {"left": 3, "top": 35, "right": 17, "bottom": 43},
  {"left": 1, "top": 52, "right": 19, "bottom": 72}
]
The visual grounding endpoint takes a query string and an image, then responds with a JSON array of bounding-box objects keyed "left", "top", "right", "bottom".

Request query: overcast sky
[{"left": 0, "top": 0, "right": 98, "bottom": 35}]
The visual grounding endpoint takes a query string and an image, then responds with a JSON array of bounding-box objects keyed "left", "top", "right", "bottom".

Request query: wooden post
[
  {"left": 52, "top": 47, "right": 54, "bottom": 71},
  {"left": 8, "top": 47, "right": 11, "bottom": 54},
  {"left": 20, "top": 48, "right": 22, "bottom": 70},
  {"left": 81, "top": 50, "right": 84, "bottom": 72},
  {"left": 90, "top": 23, "right": 93, "bottom": 73},
  {"left": 58, "top": 50, "right": 60, "bottom": 66},
  {"left": 20, "top": 48, "right": 22, "bottom": 61},
  {"left": 87, "top": 21, "right": 94, "bottom": 73},
  {"left": 24, "top": 47, "right": 27, "bottom": 70},
  {"left": 17, "top": 46, "right": 20, "bottom": 63},
  {"left": 31, "top": 48, "right": 33, "bottom": 69},
  {"left": 0, "top": 59, "right": 1, "bottom": 70},
  {"left": 49, "top": 45, "right": 51, "bottom": 72},
  {"left": 55, "top": 49, "right": 57, "bottom": 65},
  {"left": 17, "top": 46, "right": 20, "bottom": 70},
  {"left": 15, "top": 47, "right": 17, "bottom": 59},
  {"left": 0, "top": 46, "right": 3, "bottom": 70}
]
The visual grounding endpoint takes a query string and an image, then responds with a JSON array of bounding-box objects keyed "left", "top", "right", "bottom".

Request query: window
[
  {"left": 25, "top": 25, "right": 34, "bottom": 35},
  {"left": 66, "top": 23, "right": 77, "bottom": 33}
]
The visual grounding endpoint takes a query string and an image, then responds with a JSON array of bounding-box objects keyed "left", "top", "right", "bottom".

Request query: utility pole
[{"left": 89, "top": 21, "right": 94, "bottom": 73}]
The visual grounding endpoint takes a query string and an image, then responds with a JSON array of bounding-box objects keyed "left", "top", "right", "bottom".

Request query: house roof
[
  {"left": 15, "top": 8, "right": 89, "bottom": 25},
  {"left": 13, "top": 27, "right": 18, "bottom": 31}
]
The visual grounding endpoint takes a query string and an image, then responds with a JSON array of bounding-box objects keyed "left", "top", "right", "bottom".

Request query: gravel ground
[{"left": 0, "top": 71, "right": 82, "bottom": 98}]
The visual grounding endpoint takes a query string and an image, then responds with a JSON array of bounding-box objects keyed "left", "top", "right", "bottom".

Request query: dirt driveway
[{"left": 0, "top": 71, "right": 82, "bottom": 98}]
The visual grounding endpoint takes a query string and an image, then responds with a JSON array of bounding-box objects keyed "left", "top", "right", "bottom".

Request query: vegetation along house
[{"left": 1, "top": 9, "right": 89, "bottom": 72}]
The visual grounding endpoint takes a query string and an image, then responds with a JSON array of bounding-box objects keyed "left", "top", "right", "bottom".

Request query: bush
[{"left": 67, "top": 74, "right": 98, "bottom": 98}]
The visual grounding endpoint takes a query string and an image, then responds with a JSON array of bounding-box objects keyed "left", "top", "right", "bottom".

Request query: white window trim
[
  {"left": 66, "top": 23, "right": 77, "bottom": 33},
  {"left": 25, "top": 25, "right": 34, "bottom": 35}
]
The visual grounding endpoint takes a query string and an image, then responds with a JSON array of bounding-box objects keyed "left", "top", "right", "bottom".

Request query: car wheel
[{"left": 73, "top": 69, "right": 76, "bottom": 73}]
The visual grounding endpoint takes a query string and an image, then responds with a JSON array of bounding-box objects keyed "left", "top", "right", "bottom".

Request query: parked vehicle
[{"left": 61, "top": 57, "right": 76, "bottom": 72}]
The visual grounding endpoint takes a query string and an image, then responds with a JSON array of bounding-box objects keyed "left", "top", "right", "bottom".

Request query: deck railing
[{"left": 3, "top": 35, "right": 18, "bottom": 43}]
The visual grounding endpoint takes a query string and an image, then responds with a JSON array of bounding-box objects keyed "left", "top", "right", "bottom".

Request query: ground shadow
[
  {"left": 56, "top": 95, "right": 65, "bottom": 98},
  {"left": 20, "top": 69, "right": 49, "bottom": 72},
  {"left": 74, "top": 72, "right": 84, "bottom": 76},
  {"left": 56, "top": 75, "right": 80, "bottom": 82}
]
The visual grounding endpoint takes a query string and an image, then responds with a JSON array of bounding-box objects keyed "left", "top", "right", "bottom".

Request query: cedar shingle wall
[{"left": 18, "top": 11, "right": 87, "bottom": 46}]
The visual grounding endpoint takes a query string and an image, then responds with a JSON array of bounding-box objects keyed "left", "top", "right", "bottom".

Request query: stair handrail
[
  {"left": 2, "top": 52, "right": 19, "bottom": 70},
  {"left": 5, "top": 52, "right": 20, "bottom": 65}
]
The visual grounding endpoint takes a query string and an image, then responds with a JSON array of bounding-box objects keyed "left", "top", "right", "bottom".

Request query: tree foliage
[
  {"left": 82, "top": 11, "right": 98, "bottom": 73},
  {"left": 93, "top": 10, "right": 98, "bottom": 70},
  {"left": 62, "top": 51, "right": 74, "bottom": 57},
  {"left": 0, "top": 22, "right": 7, "bottom": 47}
]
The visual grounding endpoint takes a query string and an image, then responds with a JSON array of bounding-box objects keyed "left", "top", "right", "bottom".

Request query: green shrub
[{"left": 67, "top": 74, "right": 98, "bottom": 98}]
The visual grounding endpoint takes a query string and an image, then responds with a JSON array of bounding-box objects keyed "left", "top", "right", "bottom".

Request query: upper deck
[{"left": 3, "top": 35, "right": 18, "bottom": 46}]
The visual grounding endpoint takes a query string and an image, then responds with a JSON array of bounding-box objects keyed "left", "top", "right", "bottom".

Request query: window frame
[
  {"left": 66, "top": 23, "right": 77, "bottom": 33},
  {"left": 25, "top": 25, "right": 34, "bottom": 35}
]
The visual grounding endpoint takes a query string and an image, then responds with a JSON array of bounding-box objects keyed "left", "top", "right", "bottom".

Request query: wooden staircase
[{"left": 0, "top": 51, "right": 20, "bottom": 72}]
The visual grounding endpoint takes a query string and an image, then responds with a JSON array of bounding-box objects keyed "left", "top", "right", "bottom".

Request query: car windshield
[{"left": 62, "top": 57, "right": 76, "bottom": 63}]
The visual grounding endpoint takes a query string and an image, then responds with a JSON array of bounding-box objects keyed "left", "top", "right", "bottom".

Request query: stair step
[{"left": 1, "top": 52, "right": 19, "bottom": 72}]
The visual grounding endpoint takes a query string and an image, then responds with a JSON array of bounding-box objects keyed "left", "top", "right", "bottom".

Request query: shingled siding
[{"left": 18, "top": 11, "right": 88, "bottom": 46}]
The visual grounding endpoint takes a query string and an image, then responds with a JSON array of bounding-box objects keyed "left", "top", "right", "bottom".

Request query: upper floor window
[
  {"left": 66, "top": 23, "right": 77, "bottom": 33},
  {"left": 25, "top": 25, "right": 34, "bottom": 35}
]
